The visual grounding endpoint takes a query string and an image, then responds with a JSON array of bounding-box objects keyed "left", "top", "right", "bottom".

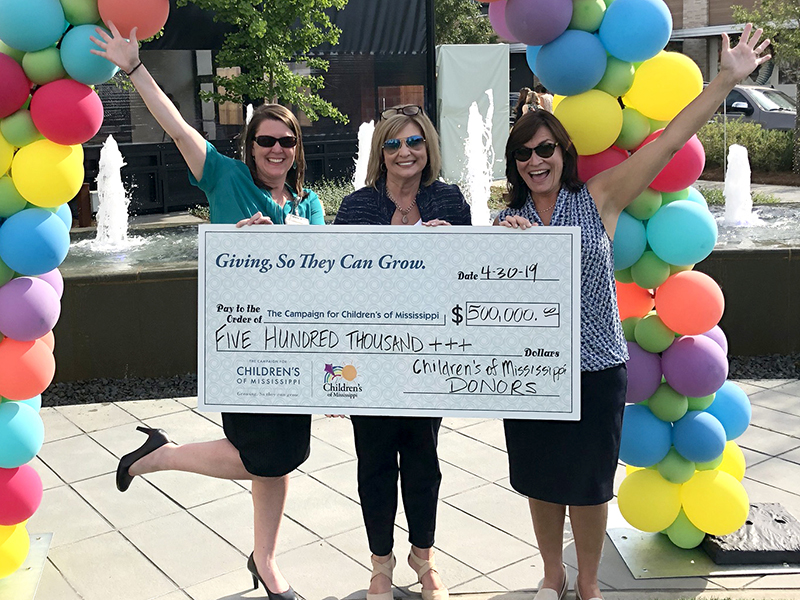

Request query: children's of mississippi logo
[
  {"left": 324, "top": 364, "right": 358, "bottom": 382},
  {"left": 323, "top": 363, "right": 361, "bottom": 396}
]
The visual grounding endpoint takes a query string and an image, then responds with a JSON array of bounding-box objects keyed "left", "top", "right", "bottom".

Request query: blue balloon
[
  {"left": 672, "top": 410, "right": 726, "bottom": 463},
  {"left": 60, "top": 24, "right": 119, "bottom": 85},
  {"left": 614, "top": 210, "right": 647, "bottom": 270},
  {"left": 55, "top": 203, "right": 73, "bottom": 229},
  {"left": 526, "top": 45, "right": 542, "bottom": 75},
  {"left": 1, "top": 394, "right": 42, "bottom": 412},
  {"left": 686, "top": 186, "right": 708, "bottom": 207},
  {"left": 706, "top": 381, "right": 751, "bottom": 440},
  {"left": 598, "top": 0, "right": 672, "bottom": 62},
  {"left": 0, "top": 0, "right": 65, "bottom": 52},
  {"left": 0, "top": 207, "right": 70, "bottom": 276},
  {"left": 536, "top": 31, "right": 607, "bottom": 96},
  {"left": 0, "top": 402, "right": 44, "bottom": 468},
  {"left": 646, "top": 200, "right": 718, "bottom": 266},
  {"left": 620, "top": 404, "right": 673, "bottom": 467}
]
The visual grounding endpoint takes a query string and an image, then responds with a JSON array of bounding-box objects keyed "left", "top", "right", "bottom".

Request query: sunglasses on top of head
[
  {"left": 380, "top": 105, "right": 423, "bottom": 120},
  {"left": 382, "top": 135, "right": 426, "bottom": 153},
  {"left": 512, "top": 142, "right": 559, "bottom": 162},
  {"left": 254, "top": 135, "right": 298, "bottom": 148}
]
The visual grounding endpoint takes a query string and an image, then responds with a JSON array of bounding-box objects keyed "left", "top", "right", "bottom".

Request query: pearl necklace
[{"left": 386, "top": 187, "right": 419, "bottom": 224}]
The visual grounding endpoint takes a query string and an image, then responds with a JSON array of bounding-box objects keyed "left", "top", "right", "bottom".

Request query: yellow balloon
[
  {"left": 681, "top": 470, "right": 749, "bottom": 536},
  {"left": 553, "top": 89, "right": 622, "bottom": 156},
  {"left": 618, "top": 469, "right": 682, "bottom": 532},
  {"left": 625, "top": 464, "right": 643, "bottom": 475},
  {"left": 10, "top": 139, "right": 84, "bottom": 208},
  {"left": 0, "top": 131, "right": 13, "bottom": 176},
  {"left": 552, "top": 94, "right": 565, "bottom": 111},
  {"left": 624, "top": 52, "right": 703, "bottom": 122},
  {"left": 0, "top": 524, "right": 30, "bottom": 579},
  {"left": 717, "top": 441, "right": 746, "bottom": 481}
]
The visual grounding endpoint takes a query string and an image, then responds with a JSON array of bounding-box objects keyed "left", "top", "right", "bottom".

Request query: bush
[
  {"left": 697, "top": 119, "right": 793, "bottom": 172},
  {"left": 312, "top": 177, "right": 355, "bottom": 220}
]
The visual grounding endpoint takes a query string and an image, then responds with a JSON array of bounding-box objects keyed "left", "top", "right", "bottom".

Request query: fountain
[
  {"left": 723, "top": 144, "right": 762, "bottom": 227},
  {"left": 352, "top": 120, "right": 375, "bottom": 191},
  {"left": 462, "top": 89, "right": 494, "bottom": 226}
]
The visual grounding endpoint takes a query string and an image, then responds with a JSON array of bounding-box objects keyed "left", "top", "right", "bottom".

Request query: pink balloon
[
  {"left": 505, "top": 0, "right": 572, "bottom": 46},
  {"left": 639, "top": 130, "right": 705, "bottom": 192},
  {"left": 30, "top": 79, "right": 104, "bottom": 145},
  {"left": 0, "top": 277, "right": 61, "bottom": 341},
  {"left": 0, "top": 465, "right": 43, "bottom": 526},
  {"left": 578, "top": 146, "right": 628, "bottom": 182},
  {"left": 662, "top": 335, "right": 728, "bottom": 398},
  {"left": 0, "top": 54, "right": 31, "bottom": 119},
  {"left": 37, "top": 268, "right": 63, "bottom": 299},
  {"left": 626, "top": 341, "right": 662, "bottom": 403},
  {"left": 489, "top": 0, "right": 519, "bottom": 42}
]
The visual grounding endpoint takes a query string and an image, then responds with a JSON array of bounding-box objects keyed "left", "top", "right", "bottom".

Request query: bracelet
[{"left": 125, "top": 60, "right": 143, "bottom": 76}]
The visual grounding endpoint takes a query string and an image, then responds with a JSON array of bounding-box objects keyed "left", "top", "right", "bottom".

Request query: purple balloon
[
  {"left": 489, "top": 0, "right": 519, "bottom": 42},
  {"left": 37, "top": 268, "right": 63, "bottom": 299},
  {"left": 0, "top": 277, "right": 61, "bottom": 341},
  {"left": 505, "top": 0, "right": 572, "bottom": 47},
  {"left": 662, "top": 335, "right": 728, "bottom": 398},
  {"left": 701, "top": 325, "right": 728, "bottom": 354},
  {"left": 625, "top": 341, "right": 662, "bottom": 403}
]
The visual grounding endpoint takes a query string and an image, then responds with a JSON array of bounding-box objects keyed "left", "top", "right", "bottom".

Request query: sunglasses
[
  {"left": 382, "top": 135, "right": 426, "bottom": 153},
  {"left": 512, "top": 142, "right": 559, "bottom": 161},
  {"left": 254, "top": 135, "right": 297, "bottom": 148},
  {"left": 380, "top": 105, "right": 422, "bottom": 120}
]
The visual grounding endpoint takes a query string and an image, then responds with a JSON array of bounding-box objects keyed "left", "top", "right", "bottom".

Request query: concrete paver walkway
[{"left": 19, "top": 378, "right": 800, "bottom": 600}]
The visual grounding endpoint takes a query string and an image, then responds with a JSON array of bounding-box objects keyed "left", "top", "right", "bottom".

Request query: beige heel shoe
[
  {"left": 366, "top": 553, "right": 396, "bottom": 600},
  {"left": 408, "top": 550, "right": 449, "bottom": 600}
]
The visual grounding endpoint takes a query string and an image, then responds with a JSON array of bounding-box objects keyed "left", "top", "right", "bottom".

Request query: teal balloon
[
  {"left": 646, "top": 200, "right": 718, "bottom": 266},
  {"left": 0, "top": 402, "right": 44, "bottom": 467},
  {"left": 55, "top": 203, "right": 72, "bottom": 229},
  {"left": 657, "top": 447, "right": 695, "bottom": 483},
  {"left": 60, "top": 24, "right": 119, "bottom": 85},
  {"left": 525, "top": 45, "right": 542, "bottom": 75},
  {"left": 0, "top": 0, "right": 65, "bottom": 52},
  {"left": 1, "top": 394, "right": 41, "bottom": 411},
  {"left": 686, "top": 186, "right": 708, "bottom": 207},
  {"left": 666, "top": 509, "right": 705, "bottom": 549},
  {"left": 614, "top": 210, "right": 647, "bottom": 270}
]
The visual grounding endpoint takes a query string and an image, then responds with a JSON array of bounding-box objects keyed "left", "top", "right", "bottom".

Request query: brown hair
[
  {"left": 505, "top": 110, "right": 583, "bottom": 210},
  {"left": 242, "top": 104, "right": 307, "bottom": 199},
  {"left": 515, "top": 87, "right": 532, "bottom": 121}
]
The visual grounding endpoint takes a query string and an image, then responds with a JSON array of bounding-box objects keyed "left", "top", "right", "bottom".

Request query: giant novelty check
[{"left": 198, "top": 226, "right": 581, "bottom": 419}]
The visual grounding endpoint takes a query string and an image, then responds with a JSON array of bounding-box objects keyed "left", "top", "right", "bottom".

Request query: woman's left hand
[
  {"left": 720, "top": 23, "right": 771, "bottom": 83},
  {"left": 422, "top": 219, "right": 451, "bottom": 227},
  {"left": 236, "top": 211, "right": 274, "bottom": 227}
]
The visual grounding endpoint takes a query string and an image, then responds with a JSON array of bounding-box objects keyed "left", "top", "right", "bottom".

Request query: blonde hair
[{"left": 365, "top": 109, "right": 442, "bottom": 188}]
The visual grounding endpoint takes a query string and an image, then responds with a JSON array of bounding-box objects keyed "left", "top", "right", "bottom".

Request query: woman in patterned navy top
[{"left": 494, "top": 27, "right": 770, "bottom": 600}]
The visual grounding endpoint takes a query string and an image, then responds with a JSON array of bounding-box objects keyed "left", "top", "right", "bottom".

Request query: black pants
[{"left": 351, "top": 415, "right": 442, "bottom": 556}]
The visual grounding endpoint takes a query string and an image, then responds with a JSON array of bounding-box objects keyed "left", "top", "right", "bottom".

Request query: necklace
[
  {"left": 535, "top": 198, "right": 557, "bottom": 214},
  {"left": 386, "top": 187, "right": 418, "bottom": 224}
]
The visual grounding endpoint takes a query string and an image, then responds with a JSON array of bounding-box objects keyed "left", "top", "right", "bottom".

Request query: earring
[{"left": 380, "top": 162, "right": 387, "bottom": 172}]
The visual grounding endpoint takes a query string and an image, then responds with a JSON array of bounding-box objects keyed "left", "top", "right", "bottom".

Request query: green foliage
[
  {"left": 697, "top": 119, "right": 793, "bottom": 172},
  {"left": 189, "top": 204, "right": 210, "bottom": 221},
  {"left": 695, "top": 186, "right": 778, "bottom": 206},
  {"left": 733, "top": 1, "right": 800, "bottom": 67},
  {"left": 435, "top": 0, "right": 498, "bottom": 45},
  {"left": 312, "top": 176, "right": 355, "bottom": 220},
  {"left": 178, "top": 0, "right": 349, "bottom": 123}
]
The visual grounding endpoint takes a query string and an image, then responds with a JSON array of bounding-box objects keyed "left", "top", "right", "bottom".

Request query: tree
[
  {"left": 733, "top": 0, "right": 800, "bottom": 169},
  {"left": 178, "top": 0, "right": 349, "bottom": 123},
  {"left": 435, "top": 0, "right": 498, "bottom": 45}
]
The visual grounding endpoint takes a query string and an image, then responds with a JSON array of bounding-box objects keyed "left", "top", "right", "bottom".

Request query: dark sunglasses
[
  {"left": 254, "top": 135, "right": 297, "bottom": 148},
  {"left": 380, "top": 105, "right": 422, "bottom": 120},
  {"left": 512, "top": 142, "right": 559, "bottom": 161},
  {"left": 382, "top": 135, "right": 426, "bottom": 153}
]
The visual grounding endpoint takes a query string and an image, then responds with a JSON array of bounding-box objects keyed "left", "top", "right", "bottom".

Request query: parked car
[{"left": 713, "top": 84, "right": 796, "bottom": 130}]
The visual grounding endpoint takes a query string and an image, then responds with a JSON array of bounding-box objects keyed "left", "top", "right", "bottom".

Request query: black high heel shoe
[
  {"left": 115, "top": 426, "right": 171, "bottom": 492},
  {"left": 247, "top": 553, "right": 296, "bottom": 600}
]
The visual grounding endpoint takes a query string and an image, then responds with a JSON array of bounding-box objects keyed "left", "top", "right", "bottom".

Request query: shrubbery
[{"left": 697, "top": 119, "right": 793, "bottom": 172}]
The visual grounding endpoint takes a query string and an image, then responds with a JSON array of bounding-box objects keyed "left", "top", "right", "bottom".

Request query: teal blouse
[{"left": 189, "top": 141, "right": 325, "bottom": 225}]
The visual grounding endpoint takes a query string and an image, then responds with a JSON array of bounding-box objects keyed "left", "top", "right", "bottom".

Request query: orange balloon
[
  {"left": 0, "top": 338, "right": 55, "bottom": 400},
  {"left": 616, "top": 281, "right": 654, "bottom": 320},
  {"left": 655, "top": 271, "right": 724, "bottom": 335},
  {"left": 39, "top": 331, "right": 55, "bottom": 352},
  {"left": 99, "top": 0, "right": 170, "bottom": 40}
]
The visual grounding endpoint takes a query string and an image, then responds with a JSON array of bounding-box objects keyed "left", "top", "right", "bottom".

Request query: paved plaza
[{"left": 8, "top": 378, "right": 799, "bottom": 600}]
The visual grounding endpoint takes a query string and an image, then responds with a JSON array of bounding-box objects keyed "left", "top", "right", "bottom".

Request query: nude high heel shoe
[
  {"left": 366, "top": 553, "right": 396, "bottom": 600},
  {"left": 408, "top": 550, "right": 449, "bottom": 600}
]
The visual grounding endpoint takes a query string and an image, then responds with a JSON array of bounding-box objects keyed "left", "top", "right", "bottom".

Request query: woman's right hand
[
  {"left": 89, "top": 22, "right": 140, "bottom": 74},
  {"left": 495, "top": 215, "right": 535, "bottom": 229},
  {"left": 236, "top": 211, "right": 274, "bottom": 227}
]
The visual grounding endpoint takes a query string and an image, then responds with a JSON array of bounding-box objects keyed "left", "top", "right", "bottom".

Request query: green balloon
[
  {"left": 625, "top": 187, "right": 662, "bottom": 220},
  {"left": 60, "top": 0, "right": 101, "bottom": 25},
  {"left": 0, "top": 176, "right": 27, "bottom": 218},
  {"left": 670, "top": 263, "right": 693, "bottom": 274},
  {"left": 615, "top": 266, "right": 634, "bottom": 284},
  {"left": 621, "top": 316, "right": 641, "bottom": 342},
  {"left": 687, "top": 393, "right": 715, "bottom": 411},
  {"left": 0, "top": 255, "right": 15, "bottom": 286},
  {"left": 569, "top": 0, "right": 606, "bottom": 32},
  {"left": 666, "top": 509, "right": 705, "bottom": 549},
  {"left": 634, "top": 312, "right": 675, "bottom": 353},
  {"left": 616, "top": 107, "right": 650, "bottom": 150},
  {"left": 596, "top": 56, "right": 634, "bottom": 97},
  {"left": 0, "top": 40, "right": 24, "bottom": 64},
  {"left": 648, "top": 117, "right": 670, "bottom": 133},
  {"left": 0, "top": 110, "right": 42, "bottom": 148},
  {"left": 22, "top": 47, "right": 67, "bottom": 85},
  {"left": 696, "top": 454, "right": 724, "bottom": 470},
  {"left": 631, "top": 250, "right": 671, "bottom": 290},
  {"left": 648, "top": 382, "right": 687, "bottom": 422},
  {"left": 657, "top": 447, "right": 696, "bottom": 484},
  {"left": 602, "top": 0, "right": 614, "bottom": 7},
  {"left": 661, "top": 188, "right": 690, "bottom": 205}
]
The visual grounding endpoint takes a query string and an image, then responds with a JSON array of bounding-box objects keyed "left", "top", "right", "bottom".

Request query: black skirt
[
  {"left": 222, "top": 412, "right": 311, "bottom": 477},
  {"left": 504, "top": 365, "right": 627, "bottom": 506}
]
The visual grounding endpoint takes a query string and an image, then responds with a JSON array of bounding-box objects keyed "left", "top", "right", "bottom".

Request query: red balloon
[
  {"left": 39, "top": 330, "right": 56, "bottom": 352},
  {"left": 98, "top": 0, "right": 170, "bottom": 40},
  {"left": 0, "top": 466, "right": 43, "bottom": 526},
  {"left": 638, "top": 130, "right": 705, "bottom": 193},
  {"left": 0, "top": 54, "right": 31, "bottom": 120},
  {"left": 0, "top": 338, "right": 55, "bottom": 400},
  {"left": 617, "top": 281, "right": 654, "bottom": 320},
  {"left": 655, "top": 271, "right": 725, "bottom": 335},
  {"left": 30, "top": 80, "right": 104, "bottom": 146},
  {"left": 578, "top": 146, "right": 628, "bottom": 182}
]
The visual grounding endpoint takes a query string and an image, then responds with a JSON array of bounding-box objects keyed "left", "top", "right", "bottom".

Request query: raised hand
[
  {"left": 89, "top": 22, "right": 140, "bottom": 74},
  {"left": 720, "top": 23, "right": 771, "bottom": 83},
  {"left": 236, "top": 212, "right": 274, "bottom": 227}
]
